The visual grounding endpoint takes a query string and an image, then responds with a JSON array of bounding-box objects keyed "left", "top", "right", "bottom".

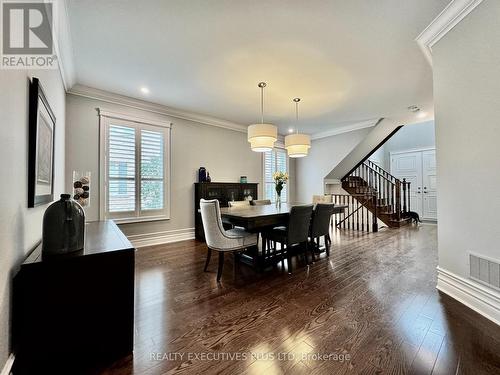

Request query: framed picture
[{"left": 28, "top": 77, "right": 56, "bottom": 207}]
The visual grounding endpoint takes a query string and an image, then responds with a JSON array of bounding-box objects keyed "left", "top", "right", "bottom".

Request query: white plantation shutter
[
  {"left": 141, "top": 129, "right": 164, "bottom": 210},
  {"left": 99, "top": 110, "right": 171, "bottom": 223},
  {"left": 108, "top": 125, "right": 136, "bottom": 212},
  {"left": 263, "top": 148, "right": 288, "bottom": 202},
  {"left": 277, "top": 150, "right": 288, "bottom": 201}
]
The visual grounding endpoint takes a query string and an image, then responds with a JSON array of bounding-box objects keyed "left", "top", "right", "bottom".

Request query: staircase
[{"left": 339, "top": 160, "right": 412, "bottom": 229}]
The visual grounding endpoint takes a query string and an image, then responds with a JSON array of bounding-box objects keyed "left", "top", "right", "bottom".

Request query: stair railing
[
  {"left": 341, "top": 161, "right": 411, "bottom": 225},
  {"left": 332, "top": 193, "right": 378, "bottom": 232}
]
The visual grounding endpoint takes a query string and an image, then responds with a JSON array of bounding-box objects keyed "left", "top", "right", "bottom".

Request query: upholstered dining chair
[
  {"left": 312, "top": 195, "right": 333, "bottom": 204},
  {"left": 250, "top": 199, "right": 272, "bottom": 206},
  {"left": 310, "top": 203, "right": 336, "bottom": 258},
  {"left": 267, "top": 205, "right": 314, "bottom": 273},
  {"left": 228, "top": 200, "right": 250, "bottom": 208},
  {"left": 200, "top": 199, "right": 257, "bottom": 281}
]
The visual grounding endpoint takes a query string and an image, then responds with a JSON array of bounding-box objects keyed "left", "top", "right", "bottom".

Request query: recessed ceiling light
[
  {"left": 288, "top": 128, "right": 294, "bottom": 133},
  {"left": 408, "top": 105, "right": 420, "bottom": 113},
  {"left": 417, "top": 111, "right": 427, "bottom": 119},
  {"left": 140, "top": 87, "right": 150, "bottom": 94}
]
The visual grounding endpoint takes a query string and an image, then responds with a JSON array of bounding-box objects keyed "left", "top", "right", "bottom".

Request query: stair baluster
[
  {"left": 407, "top": 181, "right": 411, "bottom": 212},
  {"left": 372, "top": 195, "right": 378, "bottom": 232},
  {"left": 402, "top": 178, "right": 407, "bottom": 214}
]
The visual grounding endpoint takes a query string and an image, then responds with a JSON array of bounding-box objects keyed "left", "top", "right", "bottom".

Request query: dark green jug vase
[{"left": 42, "top": 194, "right": 85, "bottom": 257}]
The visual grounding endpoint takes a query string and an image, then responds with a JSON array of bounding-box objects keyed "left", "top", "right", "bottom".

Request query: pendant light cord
[
  {"left": 294, "top": 98, "right": 301, "bottom": 134},
  {"left": 261, "top": 85, "right": 264, "bottom": 124}
]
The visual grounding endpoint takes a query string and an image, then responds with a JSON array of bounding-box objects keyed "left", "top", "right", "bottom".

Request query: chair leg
[
  {"left": 310, "top": 240, "right": 315, "bottom": 263},
  {"left": 217, "top": 252, "right": 224, "bottom": 282},
  {"left": 280, "top": 242, "right": 285, "bottom": 269},
  {"left": 302, "top": 242, "right": 309, "bottom": 265},
  {"left": 325, "top": 234, "right": 331, "bottom": 256},
  {"left": 204, "top": 248, "right": 212, "bottom": 272},
  {"left": 286, "top": 244, "right": 293, "bottom": 274}
]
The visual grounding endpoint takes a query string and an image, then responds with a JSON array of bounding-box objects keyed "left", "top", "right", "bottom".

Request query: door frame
[
  {"left": 389, "top": 146, "right": 436, "bottom": 158},
  {"left": 390, "top": 147, "right": 436, "bottom": 176},
  {"left": 390, "top": 147, "right": 437, "bottom": 221}
]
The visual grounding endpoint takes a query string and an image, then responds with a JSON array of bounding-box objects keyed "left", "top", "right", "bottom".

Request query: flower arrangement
[{"left": 273, "top": 171, "right": 288, "bottom": 206}]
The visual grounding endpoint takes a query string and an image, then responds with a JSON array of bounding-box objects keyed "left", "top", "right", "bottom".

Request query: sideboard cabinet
[{"left": 194, "top": 182, "right": 258, "bottom": 240}]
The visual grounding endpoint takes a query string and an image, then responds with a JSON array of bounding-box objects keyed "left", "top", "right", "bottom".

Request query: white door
[
  {"left": 390, "top": 151, "right": 423, "bottom": 217},
  {"left": 422, "top": 150, "right": 437, "bottom": 220}
]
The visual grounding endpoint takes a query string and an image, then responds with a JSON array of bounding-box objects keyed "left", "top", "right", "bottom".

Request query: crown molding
[
  {"left": 53, "top": 0, "right": 76, "bottom": 90},
  {"left": 68, "top": 84, "right": 248, "bottom": 133},
  {"left": 416, "top": 0, "right": 484, "bottom": 65},
  {"left": 311, "top": 119, "right": 378, "bottom": 140}
]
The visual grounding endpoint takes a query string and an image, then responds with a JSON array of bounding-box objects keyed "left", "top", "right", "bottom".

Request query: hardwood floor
[{"left": 99, "top": 225, "right": 500, "bottom": 375}]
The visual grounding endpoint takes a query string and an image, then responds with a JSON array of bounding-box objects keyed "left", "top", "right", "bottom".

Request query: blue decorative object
[{"left": 198, "top": 167, "right": 207, "bottom": 182}]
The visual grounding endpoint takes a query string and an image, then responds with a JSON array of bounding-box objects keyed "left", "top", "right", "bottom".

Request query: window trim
[
  {"left": 98, "top": 108, "right": 172, "bottom": 224},
  {"left": 262, "top": 147, "right": 289, "bottom": 203}
]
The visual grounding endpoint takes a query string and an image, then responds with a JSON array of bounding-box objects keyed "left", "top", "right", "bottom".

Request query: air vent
[{"left": 469, "top": 253, "right": 500, "bottom": 291}]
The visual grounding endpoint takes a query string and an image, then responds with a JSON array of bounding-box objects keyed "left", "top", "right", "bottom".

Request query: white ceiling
[{"left": 66, "top": 0, "right": 448, "bottom": 135}]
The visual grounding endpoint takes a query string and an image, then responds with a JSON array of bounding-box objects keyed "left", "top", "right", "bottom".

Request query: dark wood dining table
[
  {"left": 220, "top": 202, "right": 347, "bottom": 268},
  {"left": 220, "top": 202, "right": 346, "bottom": 230}
]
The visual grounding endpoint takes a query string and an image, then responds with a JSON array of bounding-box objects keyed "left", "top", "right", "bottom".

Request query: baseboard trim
[
  {"left": 437, "top": 266, "right": 500, "bottom": 326},
  {"left": 1, "top": 354, "right": 15, "bottom": 375},
  {"left": 127, "top": 228, "right": 195, "bottom": 248}
]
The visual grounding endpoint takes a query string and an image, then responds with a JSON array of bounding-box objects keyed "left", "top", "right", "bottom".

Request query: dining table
[{"left": 220, "top": 202, "right": 347, "bottom": 268}]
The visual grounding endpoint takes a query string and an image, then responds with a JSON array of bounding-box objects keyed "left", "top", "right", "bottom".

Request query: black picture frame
[{"left": 28, "top": 77, "right": 56, "bottom": 207}]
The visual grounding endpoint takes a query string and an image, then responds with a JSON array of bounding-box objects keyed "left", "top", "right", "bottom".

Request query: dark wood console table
[{"left": 12, "top": 221, "right": 135, "bottom": 374}]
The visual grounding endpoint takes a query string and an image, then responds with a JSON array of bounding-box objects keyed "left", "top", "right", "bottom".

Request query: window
[
  {"left": 99, "top": 110, "right": 171, "bottom": 223},
  {"left": 263, "top": 148, "right": 288, "bottom": 202}
]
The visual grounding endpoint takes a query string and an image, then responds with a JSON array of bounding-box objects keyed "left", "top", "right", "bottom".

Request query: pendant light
[
  {"left": 248, "top": 82, "right": 277, "bottom": 152},
  {"left": 285, "top": 98, "right": 311, "bottom": 158}
]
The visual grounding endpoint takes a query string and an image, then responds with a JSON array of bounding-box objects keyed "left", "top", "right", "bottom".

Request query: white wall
[
  {"left": 383, "top": 120, "right": 435, "bottom": 170},
  {"left": 65, "top": 93, "right": 282, "bottom": 237},
  {"left": 0, "top": 70, "right": 66, "bottom": 366},
  {"left": 433, "top": 1, "right": 500, "bottom": 280},
  {"left": 295, "top": 128, "right": 371, "bottom": 203}
]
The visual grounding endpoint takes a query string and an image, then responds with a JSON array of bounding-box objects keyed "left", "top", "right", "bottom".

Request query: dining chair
[
  {"left": 250, "top": 199, "right": 272, "bottom": 206},
  {"left": 266, "top": 205, "right": 313, "bottom": 273},
  {"left": 200, "top": 199, "right": 257, "bottom": 281},
  {"left": 312, "top": 195, "right": 333, "bottom": 204},
  {"left": 310, "top": 203, "right": 336, "bottom": 258},
  {"left": 228, "top": 200, "right": 250, "bottom": 208}
]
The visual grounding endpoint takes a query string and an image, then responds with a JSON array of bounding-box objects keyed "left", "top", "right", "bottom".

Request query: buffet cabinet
[
  {"left": 12, "top": 221, "right": 135, "bottom": 374},
  {"left": 195, "top": 182, "right": 258, "bottom": 240}
]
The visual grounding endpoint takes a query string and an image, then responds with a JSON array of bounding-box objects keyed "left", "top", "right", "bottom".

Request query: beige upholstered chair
[
  {"left": 200, "top": 199, "right": 257, "bottom": 281},
  {"left": 312, "top": 195, "right": 333, "bottom": 204},
  {"left": 228, "top": 200, "right": 250, "bottom": 208},
  {"left": 250, "top": 199, "right": 272, "bottom": 206}
]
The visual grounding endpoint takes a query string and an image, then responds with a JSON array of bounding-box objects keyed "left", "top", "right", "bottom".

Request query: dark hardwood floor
[{"left": 100, "top": 225, "right": 500, "bottom": 375}]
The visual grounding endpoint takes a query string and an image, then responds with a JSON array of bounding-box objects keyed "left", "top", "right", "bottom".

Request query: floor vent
[{"left": 470, "top": 253, "right": 500, "bottom": 291}]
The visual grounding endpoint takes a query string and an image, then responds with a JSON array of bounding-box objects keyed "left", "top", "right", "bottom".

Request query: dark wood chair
[
  {"left": 310, "top": 203, "right": 336, "bottom": 258},
  {"left": 266, "top": 205, "right": 313, "bottom": 273}
]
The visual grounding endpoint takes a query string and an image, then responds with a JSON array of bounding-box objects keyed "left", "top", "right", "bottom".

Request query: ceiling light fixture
[
  {"left": 285, "top": 98, "right": 311, "bottom": 158},
  {"left": 247, "top": 82, "right": 277, "bottom": 152},
  {"left": 140, "top": 86, "right": 150, "bottom": 94}
]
